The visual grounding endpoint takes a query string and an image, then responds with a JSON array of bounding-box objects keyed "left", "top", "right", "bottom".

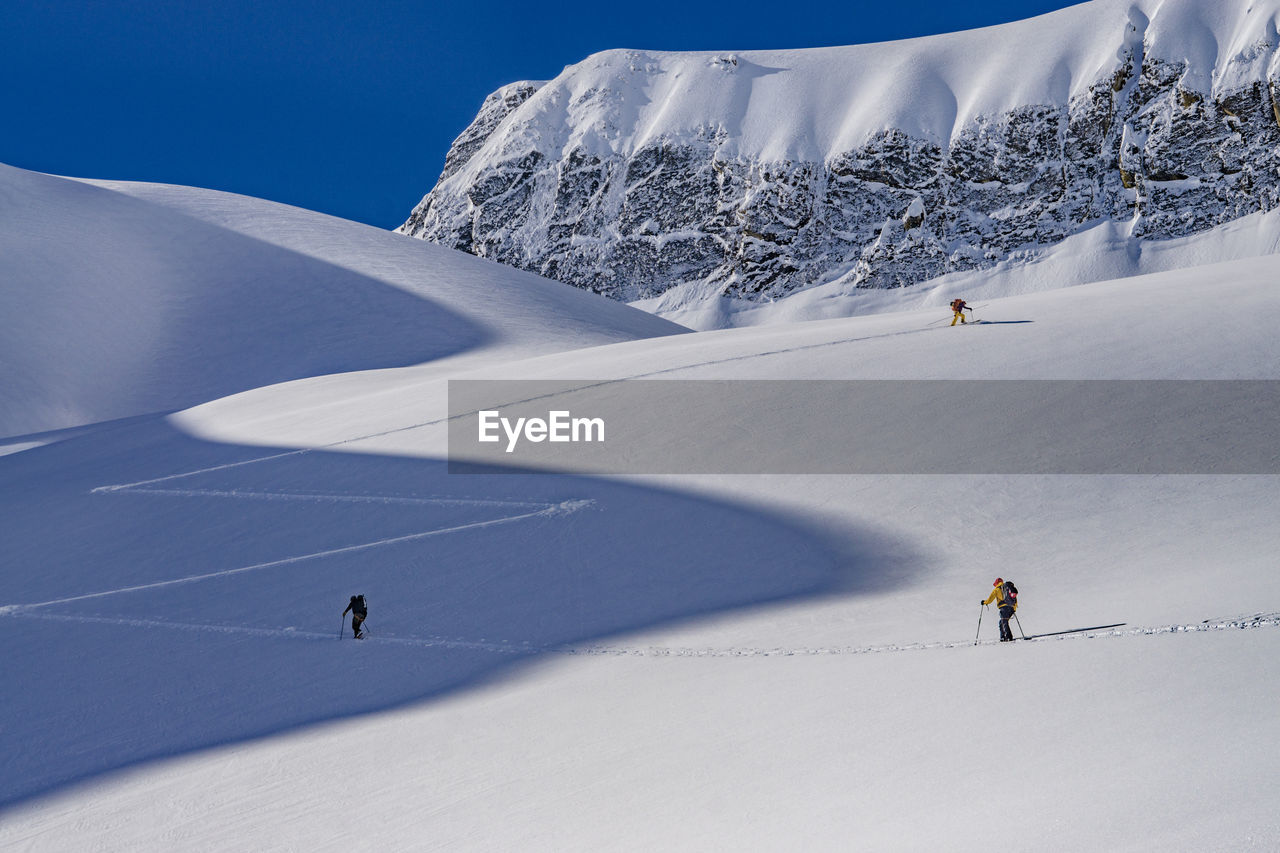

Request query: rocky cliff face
[{"left": 399, "top": 3, "right": 1280, "bottom": 308}]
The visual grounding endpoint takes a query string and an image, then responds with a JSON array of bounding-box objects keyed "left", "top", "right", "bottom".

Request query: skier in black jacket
[{"left": 343, "top": 594, "right": 368, "bottom": 639}]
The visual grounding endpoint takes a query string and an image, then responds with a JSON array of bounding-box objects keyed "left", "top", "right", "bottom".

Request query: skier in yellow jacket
[{"left": 982, "top": 577, "right": 1019, "bottom": 642}]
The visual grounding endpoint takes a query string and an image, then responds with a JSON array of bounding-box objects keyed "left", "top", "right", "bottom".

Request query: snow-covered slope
[
  {"left": 0, "top": 164, "right": 685, "bottom": 438},
  {"left": 401, "top": 0, "right": 1280, "bottom": 323},
  {"left": 2, "top": 241, "right": 1278, "bottom": 850},
  {"left": 639, "top": 203, "right": 1280, "bottom": 327}
]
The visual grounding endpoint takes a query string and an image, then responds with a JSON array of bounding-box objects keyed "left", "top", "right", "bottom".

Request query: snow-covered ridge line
[
  {"left": 401, "top": 0, "right": 1280, "bottom": 319},
  {"left": 430, "top": 0, "right": 1280, "bottom": 166},
  {"left": 0, "top": 163, "right": 687, "bottom": 439}
]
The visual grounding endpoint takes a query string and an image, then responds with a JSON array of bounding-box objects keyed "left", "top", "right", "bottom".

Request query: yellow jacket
[{"left": 983, "top": 585, "right": 1017, "bottom": 610}]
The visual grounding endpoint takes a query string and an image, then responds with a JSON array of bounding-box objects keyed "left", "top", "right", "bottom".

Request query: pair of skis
[
  {"left": 977, "top": 604, "right": 1125, "bottom": 645},
  {"left": 1015, "top": 623, "right": 1126, "bottom": 641},
  {"left": 927, "top": 308, "right": 985, "bottom": 327}
]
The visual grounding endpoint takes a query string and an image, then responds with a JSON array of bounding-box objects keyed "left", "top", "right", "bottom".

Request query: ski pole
[
  {"left": 339, "top": 614, "right": 345, "bottom": 639},
  {"left": 1014, "top": 613, "right": 1028, "bottom": 640},
  {"left": 975, "top": 604, "right": 985, "bottom": 645}
]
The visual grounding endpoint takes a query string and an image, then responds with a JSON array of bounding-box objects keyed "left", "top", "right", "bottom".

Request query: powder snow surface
[
  {"left": 0, "top": 164, "right": 685, "bottom": 438},
  {"left": 2, "top": 166, "right": 1278, "bottom": 851}
]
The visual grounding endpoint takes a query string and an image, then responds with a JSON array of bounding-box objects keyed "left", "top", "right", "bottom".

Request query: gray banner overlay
[{"left": 447, "top": 380, "right": 1280, "bottom": 475}]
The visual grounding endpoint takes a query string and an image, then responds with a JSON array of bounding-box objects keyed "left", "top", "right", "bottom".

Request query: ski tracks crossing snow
[
  {"left": 8, "top": 328, "right": 1276, "bottom": 659},
  {"left": 5, "top": 493, "right": 589, "bottom": 613},
  {"left": 4, "top": 606, "right": 1275, "bottom": 658},
  {"left": 11, "top": 442, "right": 594, "bottom": 614}
]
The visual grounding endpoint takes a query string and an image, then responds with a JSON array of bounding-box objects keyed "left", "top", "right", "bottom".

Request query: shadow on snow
[{"left": 0, "top": 415, "right": 917, "bottom": 810}]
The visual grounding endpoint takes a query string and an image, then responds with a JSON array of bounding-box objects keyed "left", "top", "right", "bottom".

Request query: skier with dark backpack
[
  {"left": 342, "top": 594, "right": 368, "bottom": 639},
  {"left": 981, "top": 578, "right": 1019, "bottom": 642},
  {"left": 949, "top": 298, "right": 971, "bottom": 326}
]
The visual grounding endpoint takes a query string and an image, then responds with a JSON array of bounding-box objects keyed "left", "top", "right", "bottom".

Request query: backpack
[
  {"left": 352, "top": 594, "right": 367, "bottom": 616},
  {"left": 1001, "top": 581, "right": 1018, "bottom": 606},
  {"left": 951, "top": 299, "right": 965, "bottom": 312}
]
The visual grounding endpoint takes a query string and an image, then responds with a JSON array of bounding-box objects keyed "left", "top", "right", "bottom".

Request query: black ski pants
[{"left": 998, "top": 606, "right": 1015, "bottom": 641}]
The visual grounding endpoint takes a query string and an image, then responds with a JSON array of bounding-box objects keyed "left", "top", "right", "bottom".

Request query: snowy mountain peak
[{"left": 400, "top": 0, "right": 1280, "bottom": 326}]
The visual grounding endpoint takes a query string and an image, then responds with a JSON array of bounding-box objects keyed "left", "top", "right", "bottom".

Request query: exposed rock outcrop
[{"left": 400, "top": 4, "right": 1280, "bottom": 307}]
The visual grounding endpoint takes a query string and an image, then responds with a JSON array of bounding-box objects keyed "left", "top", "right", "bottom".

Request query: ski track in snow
[
  {"left": 380, "top": 322, "right": 951, "bottom": 441},
  {"left": 549, "top": 613, "right": 1280, "bottom": 656},
  {"left": 22, "top": 321, "right": 937, "bottom": 619},
  {"left": 90, "top": 448, "right": 314, "bottom": 494},
  {"left": 18, "top": 323, "right": 1270, "bottom": 659},
  {"left": 97, "top": 318, "right": 946, "bottom": 468},
  {"left": 8, "top": 486, "right": 591, "bottom": 612},
  {"left": 103, "top": 486, "right": 552, "bottom": 510},
  {"left": 3, "top": 607, "right": 1275, "bottom": 657},
  {"left": 69, "top": 318, "right": 942, "bottom": 505}
]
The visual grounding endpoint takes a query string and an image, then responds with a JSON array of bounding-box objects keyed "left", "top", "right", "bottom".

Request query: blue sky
[{"left": 2, "top": 0, "right": 1080, "bottom": 228}]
